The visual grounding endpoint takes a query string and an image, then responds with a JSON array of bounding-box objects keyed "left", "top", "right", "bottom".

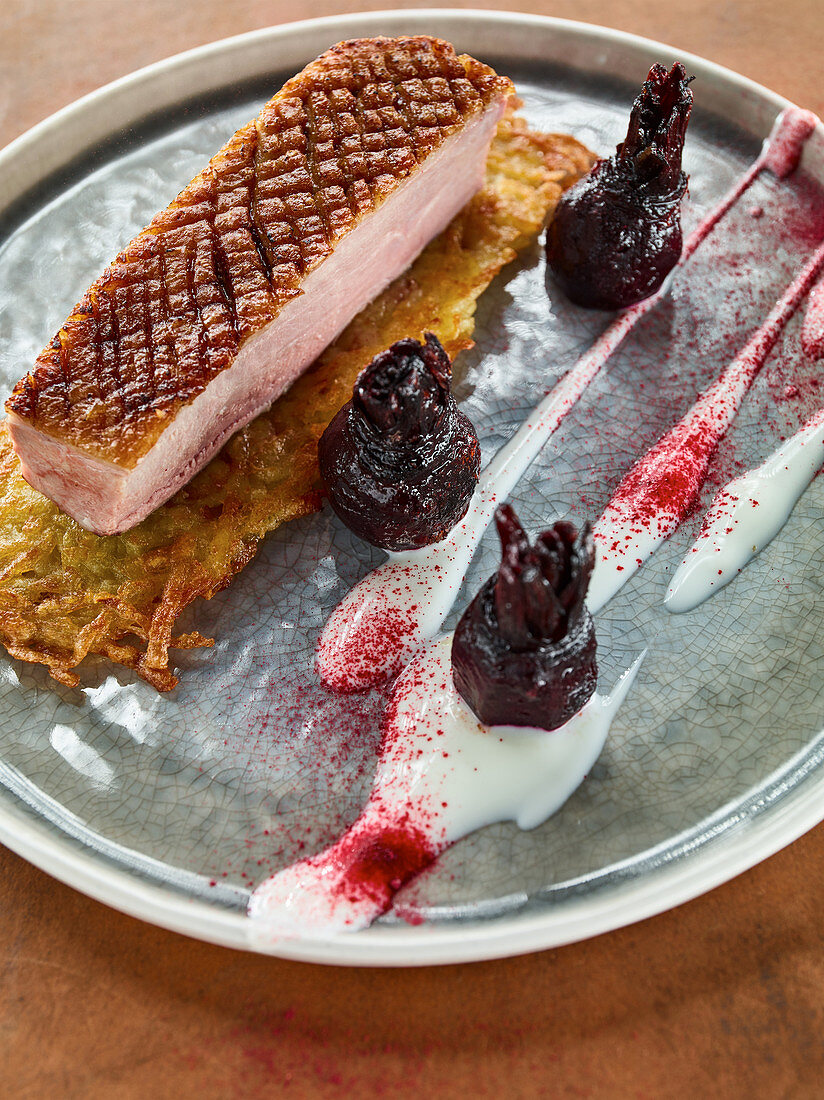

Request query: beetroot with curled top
[
  {"left": 318, "top": 332, "right": 480, "bottom": 551},
  {"left": 546, "top": 62, "right": 694, "bottom": 310},
  {"left": 451, "top": 504, "right": 597, "bottom": 730}
]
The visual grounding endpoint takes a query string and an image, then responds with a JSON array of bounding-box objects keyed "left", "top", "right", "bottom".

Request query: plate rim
[{"left": 1, "top": 8, "right": 823, "bottom": 966}]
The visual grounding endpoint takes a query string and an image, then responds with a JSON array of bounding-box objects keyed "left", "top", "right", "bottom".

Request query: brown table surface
[{"left": 2, "top": 1, "right": 823, "bottom": 1096}]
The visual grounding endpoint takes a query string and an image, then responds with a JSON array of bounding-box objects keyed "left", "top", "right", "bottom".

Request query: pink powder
[{"left": 801, "top": 276, "right": 824, "bottom": 359}]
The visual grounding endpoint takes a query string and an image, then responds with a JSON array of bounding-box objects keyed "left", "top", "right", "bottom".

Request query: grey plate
[{"left": 0, "top": 11, "right": 823, "bottom": 965}]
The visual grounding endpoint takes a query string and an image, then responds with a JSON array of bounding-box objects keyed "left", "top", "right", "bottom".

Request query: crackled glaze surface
[{"left": 1, "top": 63, "right": 824, "bottom": 926}]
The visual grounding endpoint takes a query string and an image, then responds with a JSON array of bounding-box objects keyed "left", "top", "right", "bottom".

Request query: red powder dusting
[
  {"left": 317, "top": 601, "right": 419, "bottom": 693},
  {"left": 330, "top": 820, "right": 438, "bottom": 911},
  {"left": 253, "top": 787, "right": 445, "bottom": 930},
  {"left": 761, "top": 108, "right": 819, "bottom": 179},
  {"left": 801, "top": 277, "right": 824, "bottom": 360},
  {"left": 599, "top": 407, "right": 734, "bottom": 547},
  {"left": 597, "top": 234, "right": 824, "bottom": 552},
  {"left": 675, "top": 108, "right": 816, "bottom": 273}
]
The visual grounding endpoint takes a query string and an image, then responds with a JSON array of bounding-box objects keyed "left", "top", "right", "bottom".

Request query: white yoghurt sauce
[
  {"left": 664, "top": 406, "right": 824, "bottom": 612},
  {"left": 249, "top": 641, "right": 644, "bottom": 940}
]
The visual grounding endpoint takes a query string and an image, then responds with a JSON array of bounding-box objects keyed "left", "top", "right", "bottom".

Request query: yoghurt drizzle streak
[{"left": 664, "top": 405, "right": 824, "bottom": 611}]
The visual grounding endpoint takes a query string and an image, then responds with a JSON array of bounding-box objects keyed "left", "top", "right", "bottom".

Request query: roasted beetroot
[
  {"left": 451, "top": 505, "right": 597, "bottom": 730},
  {"left": 546, "top": 62, "right": 693, "bottom": 310},
  {"left": 318, "top": 333, "right": 480, "bottom": 551}
]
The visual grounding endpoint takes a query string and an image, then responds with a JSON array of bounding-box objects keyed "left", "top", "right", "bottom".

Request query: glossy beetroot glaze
[
  {"left": 452, "top": 504, "right": 597, "bottom": 730},
  {"left": 318, "top": 332, "right": 480, "bottom": 551},
  {"left": 546, "top": 62, "right": 693, "bottom": 310}
]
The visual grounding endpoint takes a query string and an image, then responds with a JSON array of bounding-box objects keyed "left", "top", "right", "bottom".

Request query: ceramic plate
[{"left": 1, "top": 11, "right": 823, "bottom": 965}]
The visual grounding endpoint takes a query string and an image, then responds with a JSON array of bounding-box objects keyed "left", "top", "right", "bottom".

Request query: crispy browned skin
[
  {"left": 6, "top": 37, "right": 512, "bottom": 467},
  {"left": 0, "top": 113, "right": 595, "bottom": 689}
]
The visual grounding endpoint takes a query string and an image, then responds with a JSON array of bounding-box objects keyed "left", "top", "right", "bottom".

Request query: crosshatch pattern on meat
[{"left": 6, "top": 37, "right": 512, "bottom": 466}]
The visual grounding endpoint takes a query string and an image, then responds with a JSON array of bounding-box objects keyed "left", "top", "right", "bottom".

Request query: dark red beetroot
[
  {"left": 546, "top": 62, "right": 693, "bottom": 310},
  {"left": 318, "top": 332, "right": 480, "bottom": 551},
  {"left": 452, "top": 504, "right": 597, "bottom": 730}
]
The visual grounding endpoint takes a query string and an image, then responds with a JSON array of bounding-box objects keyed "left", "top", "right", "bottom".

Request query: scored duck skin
[{"left": 5, "top": 37, "right": 512, "bottom": 536}]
